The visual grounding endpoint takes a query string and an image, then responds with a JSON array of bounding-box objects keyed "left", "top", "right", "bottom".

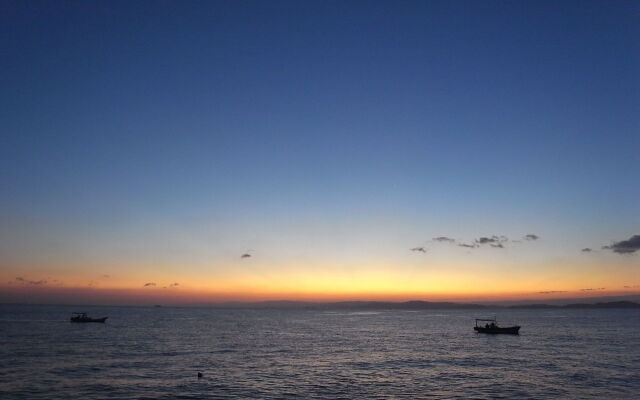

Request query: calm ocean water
[{"left": 0, "top": 304, "right": 638, "bottom": 399}]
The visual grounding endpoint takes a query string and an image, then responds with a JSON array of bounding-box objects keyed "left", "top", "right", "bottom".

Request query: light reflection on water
[{"left": 0, "top": 305, "right": 638, "bottom": 399}]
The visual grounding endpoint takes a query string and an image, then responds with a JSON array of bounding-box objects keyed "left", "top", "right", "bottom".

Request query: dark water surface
[{"left": 1, "top": 304, "right": 638, "bottom": 399}]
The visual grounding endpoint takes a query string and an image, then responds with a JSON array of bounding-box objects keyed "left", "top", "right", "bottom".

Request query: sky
[{"left": 1, "top": 0, "right": 638, "bottom": 305}]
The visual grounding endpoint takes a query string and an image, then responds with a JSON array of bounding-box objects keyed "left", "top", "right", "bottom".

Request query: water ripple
[{"left": 0, "top": 305, "right": 638, "bottom": 399}]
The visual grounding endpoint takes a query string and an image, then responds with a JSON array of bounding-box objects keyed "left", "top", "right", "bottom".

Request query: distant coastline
[
  {"left": 194, "top": 300, "right": 640, "bottom": 310},
  {"left": 3, "top": 296, "right": 640, "bottom": 310}
]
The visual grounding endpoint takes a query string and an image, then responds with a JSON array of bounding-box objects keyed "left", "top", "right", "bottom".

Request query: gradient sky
[{"left": 1, "top": 0, "right": 638, "bottom": 304}]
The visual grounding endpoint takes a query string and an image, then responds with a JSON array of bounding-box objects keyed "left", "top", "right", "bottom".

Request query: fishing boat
[
  {"left": 474, "top": 318, "right": 519, "bottom": 334},
  {"left": 70, "top": 312, "right": 108, "bottom": 323}
]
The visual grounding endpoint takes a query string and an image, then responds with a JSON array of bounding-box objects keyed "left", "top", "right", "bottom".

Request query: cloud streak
[
  {"left": 15, "top": 277, "right": 47, "bottom": 285},
  {"left": 474, "top": 235, "right": 509, "bottom": 248},
  {"left": 427, "top": 232, "right": 539, "bottom": 251},
  {"left": 537, "top": 290, "right": 567, "bottom": 294},
  {"left": 143, "top": 282, "right": 156, "bottom": 287},
  {"left": 410, "top": 247, "right": 427, "bottom": 253}
]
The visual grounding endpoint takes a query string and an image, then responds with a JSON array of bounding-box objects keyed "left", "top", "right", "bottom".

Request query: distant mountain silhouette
[
  {"left": 207, "top": 300, "right": 640, "bottom": 310},
  {"left": 510, "top": 301, "right": 640, "bottom": 309},
  {"left": 213, "top": 300, "right": 487, "bottom": 309}
]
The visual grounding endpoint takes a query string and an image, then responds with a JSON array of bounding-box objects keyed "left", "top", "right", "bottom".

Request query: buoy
[{"left": 197, "top": 372, "right": 203, "bottom": 378}]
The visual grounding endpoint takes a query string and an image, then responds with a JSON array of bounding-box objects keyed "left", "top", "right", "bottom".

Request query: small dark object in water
[
  {"left": 70, "top": 312, "right": 108, "bottom": 323},
  {"left": 474, "top": 318, "right": 520, "bottom": 334},
  {"left": 197, "top": 372, "right": 203, "bottom": 378}
]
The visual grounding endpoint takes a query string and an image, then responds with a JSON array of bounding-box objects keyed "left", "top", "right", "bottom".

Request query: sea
[{"left": 1, "top": 304, "right": 639, "bottom": 399}]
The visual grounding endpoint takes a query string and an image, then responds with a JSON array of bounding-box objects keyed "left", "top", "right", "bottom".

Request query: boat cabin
[
  {"left": 474, "top": 317, "right": 520, "bottom": 334},
  {"left": 475, "top": 318, "right": 498, "bottom": 329}
]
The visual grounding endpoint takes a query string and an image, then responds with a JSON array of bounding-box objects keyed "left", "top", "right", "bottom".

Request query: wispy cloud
[
  {"left": 538, "top": 290, "right": 567, "bottom": 294},
  {"left": 602, "top": 234, "right": 640, "bottom": 254},
  {"left": 429, "top": 233, "right": 538, "bottom": 250},
  {"left": 479, "top": 236, "right": 508, "bottom": 244},
  {"left": 410, "top": 247, "right": 427, "bottom": 253},
  {"left": 102, "top": 274, "right": 110, "bottom": 278},
  {"left": 581, "top": 248, "right": 592, "bottom": 252},
  {"left": 580, "top": 287, "right": 605, "bottom": 291},
  {"left": 475, "top": 237, "right": 498, "bottom": 245},
  {"left": 432, "top": 236, "right": 455, "bottom": 243},
  {"left": 15, "top": 277, "right": 47, "bottom": 285},
  {"left": 475, "top": 235, "right": 508, "bottom": 247},
  {"left": 143, "top": 282, "right": 156, "bottom": 287},
  {"left": 241, "top": 253, "right": 252, "bottom": 258},
  {"left": 169, "top": 282, "right": 179, "bottom": 287}
]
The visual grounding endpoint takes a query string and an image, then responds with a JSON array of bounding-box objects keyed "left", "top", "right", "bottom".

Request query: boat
[
  {"left": 70, "top": 312, "right": 108, "bottom": 323},
  {"left": 474, "top": 318, "right": 520, "bottom": 334}
]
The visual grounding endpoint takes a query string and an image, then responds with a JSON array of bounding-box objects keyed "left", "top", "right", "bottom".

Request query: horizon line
[{"left": 2, "top": 293, "right": 639, "bottom": 308}]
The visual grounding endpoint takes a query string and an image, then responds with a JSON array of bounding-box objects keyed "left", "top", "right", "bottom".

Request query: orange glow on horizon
[
  {"left": 1, "top": 283, "right": 638, "bottom": 306},
  {"left": 1, "top": 257, "right": 638, "bottom": 305}
]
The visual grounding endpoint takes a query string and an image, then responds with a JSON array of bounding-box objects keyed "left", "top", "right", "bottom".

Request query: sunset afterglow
[{"left": 1, "top": 1, "right": 638, "bottom": 305}]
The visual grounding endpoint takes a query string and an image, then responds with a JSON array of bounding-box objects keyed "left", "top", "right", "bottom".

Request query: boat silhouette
[
  {"left": 474, "top": 318, "right": 520, "bottom": 334},
  {"left": 70, "top": 312, "right": 108, "bottom": 323}
]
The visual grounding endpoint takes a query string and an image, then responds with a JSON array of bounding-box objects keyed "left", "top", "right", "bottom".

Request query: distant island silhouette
[{"left": 195, "top": 300, "right": 640, "bottom": 310}]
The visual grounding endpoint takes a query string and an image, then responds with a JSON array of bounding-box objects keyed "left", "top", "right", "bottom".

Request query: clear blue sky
[{"left": 1, "top": 1, "right": 638, "bottom": 301}]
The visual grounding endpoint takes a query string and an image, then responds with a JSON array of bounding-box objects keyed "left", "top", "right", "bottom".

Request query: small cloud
[
  {"left": 15, "top": 277, "right": 47, "bottom": 285},
  {"left": 475, "top": 237, "right": 494, "bottom": 244},
  {"left": 432, "top": 237, "right": 455, "bottom": 243},
  {"left": 458, "top": 243, "right": 478, "bottom": 249},
  {"left": 623, "top": 285, "right": 639, "bottom": 289},
  {"left": 475, "top": 235, "right": 509, "bottom": 245},
  {"left": 538, "top": 290, "right": 568, "bottom": 294},
  {"left": 410, "top": 247, "right": 427, "bottom": 253},
  {"left": 490, "top": 243, "right": 504, "bottom": 248},
  {"left": 581, "top": 248, "right": 592, "bottom": 252},
  {"left": 241, "top": 253, "right": 252, "bottom": 259},
  {"left": 524, "top": 234, "right": 539, "bottom": 241},
  {"left": 169, "top": 282, "right": 179, "bottom": 287},
  {"left": 602, "top": 234, "right": 640, "bottom": 254},
  {"left": 580, "top": 287, "right": 605, "bottom": 291},
  {"left": 143, "top": 282, "right": 156, "bottom": 287},
  {"left": 102, "top": 274, "right": 110, "bottom": 278}
]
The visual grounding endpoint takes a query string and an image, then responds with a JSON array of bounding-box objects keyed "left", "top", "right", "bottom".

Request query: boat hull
[
  {"left": 474, "top": 326, "right": 520, "bottom": 334},
  {"left": 70, "top": 317, "right": 108, "bottom": 323}
]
